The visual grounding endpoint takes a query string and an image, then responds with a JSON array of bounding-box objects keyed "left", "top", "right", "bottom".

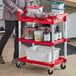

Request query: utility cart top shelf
[{"left": 18, "top": 12, "right": 68, "bottom": 25}]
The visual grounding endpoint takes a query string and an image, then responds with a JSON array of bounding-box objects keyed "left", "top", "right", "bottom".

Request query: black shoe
[
  {"left": 11, "top": 58, "right": 25, "bottom": 65},
  {"left": 11, "top": 58, "right": 19, "bottom": 64},
  {"left": 0, "top": 56, "right": 5, "bottom": 64}
]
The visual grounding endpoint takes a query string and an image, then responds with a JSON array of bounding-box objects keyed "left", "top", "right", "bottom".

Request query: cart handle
[
  {"left": 17, "top": 10, "right": 27, "bottom": 19},
  {"left": 23, "top": 10, "right": 27, "bottom": 13},
  {"left": 52, "top": 13, "right": 68, "bottom": 19}
]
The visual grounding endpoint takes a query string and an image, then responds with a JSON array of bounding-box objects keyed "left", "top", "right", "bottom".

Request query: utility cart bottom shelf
[{"left": 19, "top": 56, "right": 67, "bottom": 67}]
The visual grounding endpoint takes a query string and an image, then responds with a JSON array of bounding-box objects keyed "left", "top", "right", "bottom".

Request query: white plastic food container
[
  {"left": 26, "top": 6, "right": 43, "bottom": 17},
  {"left": 52, "top": 2, "right": 64, "bottom": 9},
  {"left": 54, "top": 33, "right": 58, "bottom": 41},
  {"left": 34, "top": 30, "right": 43, "bottom": 42},
  {"left": 54, "top": 32, "right": 62, "bottom": 41},
  {"left": 51, "top": 9, "right": 64, "bottom": 16},
  {"left": 26, "top": 46, "right": 60, "bottom": 62}
]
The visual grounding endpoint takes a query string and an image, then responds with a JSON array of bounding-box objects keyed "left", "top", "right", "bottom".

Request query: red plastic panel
[
  {"left": 17, "top": 12, "right": 68, "bottom": 25},
  {"left": 19, "top": 57, "right": 66, "bottom": 67},
  {"left": 54, "top": 18, "right": 64, "bottom": 24},
  {"left": 26, "top": 6, "right": 43, "bottom": 9},
  {"left": 54, "top": 13, "right": 68, "bottom": 19},
  {"left": 23, "top": 10, "right": 27, "bottom": 13},
  {"left": 54, "top": 38, "right": 67, "bottom": 45},
  {"left": 19, "top": 38, "right": 66, "bottom": 46},
  {"left": 19, "top": 38, "right": 54, "bottom": 46},
  {"left": 19, "top": 16, "right": 65, "bottom": 25},
  {"left": 64, "top": 59, "right": 67, "bottom": 62}
]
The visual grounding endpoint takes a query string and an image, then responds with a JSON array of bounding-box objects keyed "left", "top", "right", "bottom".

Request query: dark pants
[{"left": 0, "top": 20, "right": 24, "bottom": 59}]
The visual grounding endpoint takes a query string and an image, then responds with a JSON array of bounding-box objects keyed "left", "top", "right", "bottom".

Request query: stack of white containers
[
  {"left": 26, "top": 45, "right": 60, "bottom": 62},
  {"left": 26, "top": 6, "right": 43, "bottom": 17},
  {"left": 51, "top": 2, "right": 64, "bottom": 41},
  {"left": 51, "top": 2, "right": 64, "bottom": 16}
]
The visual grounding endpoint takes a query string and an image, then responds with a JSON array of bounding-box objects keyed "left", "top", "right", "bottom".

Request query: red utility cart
[{"left": 16, "top": 10, "right": 68, "bottom": 75}]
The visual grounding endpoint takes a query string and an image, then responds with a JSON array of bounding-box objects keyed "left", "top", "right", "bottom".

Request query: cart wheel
[
  {"left": 16, "top": 62, "right": 21, "bottom": 68},
  {"left": 60, "top": 63, "right": 66, "bottom": 69},
  {"left": 16, "top": 62, "right": 26, "bottom": 68},
  {"left": 20, "top": 62, "right": 26, "bottom": 65},
  {"left": 48, "top": 69, "right": 53, "bottom": 75}
]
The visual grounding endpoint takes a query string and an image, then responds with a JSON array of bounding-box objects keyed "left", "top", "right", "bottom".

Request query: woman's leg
[
  {"left": 13, "top": 21, "right": 19, "bottom": 59},
  {"left": 0, "top": 21, "right": 15, "bottom": 55},
  {"left": 0, "top": 21, "right": 15, "bottom": 64}
]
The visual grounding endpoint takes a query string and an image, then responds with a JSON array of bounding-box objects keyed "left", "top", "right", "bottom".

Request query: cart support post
[
  {"left": 18, "top": 21, "right": 21, "bottom": 58},
  {"left": 63, "top": 20, "right": 67, "bottom": 59},
  {"left": 51, "top": 25, "right": 55, "bottom": 64},
  {"left": 32, "top": 23, "right": 35, "bottom": 47}
]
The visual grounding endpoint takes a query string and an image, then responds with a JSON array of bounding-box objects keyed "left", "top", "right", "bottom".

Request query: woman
[{"left": 0, "top": 0, "right": 27, "bottom": 64}]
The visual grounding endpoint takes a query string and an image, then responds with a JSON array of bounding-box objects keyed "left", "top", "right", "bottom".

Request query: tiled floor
[{"left": 68, "top": 38, "right": 76, "bottom": 46}]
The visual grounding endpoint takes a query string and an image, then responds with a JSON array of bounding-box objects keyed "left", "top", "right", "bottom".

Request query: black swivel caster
[
  {"left": 16, "top": 62, "right": 21, "bottom": 68},
  {"left": 48, "top": 69, "right": 53, "bottom": 75},
  {"left": 60, "top": 63, "right": 66, "bottom": 69},
  {"left": 16, "top": 62, "right": 26, "bottom": 68}
]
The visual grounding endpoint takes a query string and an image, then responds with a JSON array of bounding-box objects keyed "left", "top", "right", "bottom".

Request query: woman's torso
[{"left": 3, "top": 0, "right": 26, "bottom": 20}]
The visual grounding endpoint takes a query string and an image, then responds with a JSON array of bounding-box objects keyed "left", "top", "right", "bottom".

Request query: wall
[
  {"left": 0, "top": 0, "right": 3, "bottom": 5},
  {"left": 67, "top": 12, "right": 76, "bottom": 38}
]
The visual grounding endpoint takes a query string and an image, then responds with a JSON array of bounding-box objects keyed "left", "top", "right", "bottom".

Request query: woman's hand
[{"left": 17, "top": 8, "right": 24, "bottom": 14}]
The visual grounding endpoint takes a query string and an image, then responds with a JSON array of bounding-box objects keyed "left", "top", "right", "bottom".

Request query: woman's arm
[{"left": 3, "top": 0, "right": 23, "bottom": 14}]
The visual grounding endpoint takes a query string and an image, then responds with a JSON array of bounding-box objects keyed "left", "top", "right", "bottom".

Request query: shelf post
[
  {"left": 51, "top": 25, "right": 55, "bottom": 64},
  {"left": 18, "top": 21, "right": 21, "bottom": 58},
  {"left": 63, "top": 19, "right": 67, "bottom": 59},
  {"left": 32, "top": 23, "right": 35, "bottom": 47}
]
